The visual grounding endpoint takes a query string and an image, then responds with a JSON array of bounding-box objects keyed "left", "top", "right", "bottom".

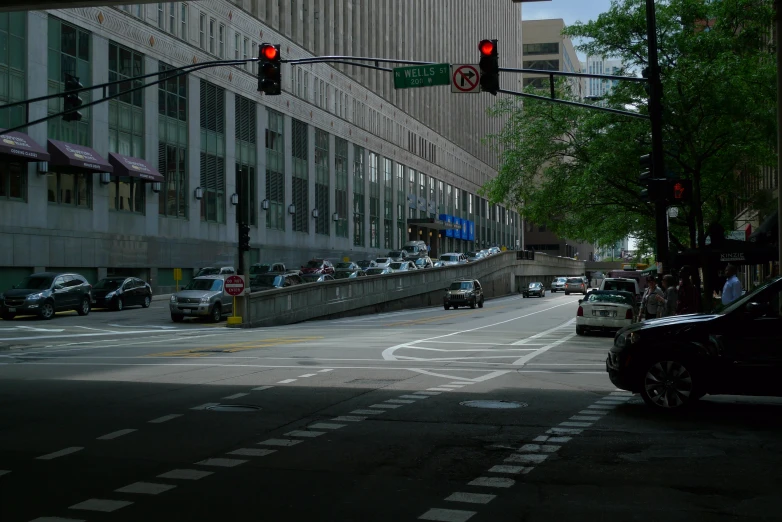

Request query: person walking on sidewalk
[
  {"left": 639, "top": 277, "right": 665, "bottom": 321},
  {"left": 721, "top": 264, "right": 743, "bottom": 305},
  {"left": 660, "top": 274, "right": 678, "bottom": 317}
]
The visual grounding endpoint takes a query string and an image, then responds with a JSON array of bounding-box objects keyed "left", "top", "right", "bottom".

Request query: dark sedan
[
  {"left": 300, "top": 259, "right": 335, "bottom": 275},
  {"left": 607, "top": 276, "right": 782, "bottom": 411},
  {"left": 92, "top": 277, "right": 152, "bottom": 311},
  {"left": 523, "top": 282, "right": 545, "bottom": 298}
]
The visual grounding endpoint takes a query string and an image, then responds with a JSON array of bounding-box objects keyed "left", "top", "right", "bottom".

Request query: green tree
[{"left": 483, "top": 0, "right": 775, "bottom": 307}]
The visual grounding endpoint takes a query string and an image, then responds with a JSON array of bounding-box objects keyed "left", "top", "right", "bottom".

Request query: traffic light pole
[{"left": 646, "top": 0, "right": 669, "bottom": 273}]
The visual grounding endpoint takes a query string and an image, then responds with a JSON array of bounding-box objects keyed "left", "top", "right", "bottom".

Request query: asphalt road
[{"left": 1, "top": 292, "right": 781, "bottom": 522}]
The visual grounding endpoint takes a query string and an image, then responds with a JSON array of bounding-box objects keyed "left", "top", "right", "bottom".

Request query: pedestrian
[
  {"left": 660, "top": 274, "right": 678, "bottom": 317},
  {"left": 676, "top": 265, "right": 698, "bottom": 315},
  {"left": 721, "top": 264, "right": 743, "bottom": 305},
  {"left": 639, "top": 276, "right": 665, "bottom": 321}
]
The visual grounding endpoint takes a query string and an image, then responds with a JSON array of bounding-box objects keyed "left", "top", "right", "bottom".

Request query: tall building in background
[
  {"left": 520, "top": 19, "right": 584, "bottom": 98},
  {"left": 0, "top": 1, "right": 524, "bottom": 291},
  {"left": 584, "top": 55, "right": 623, "bottom": 99}
]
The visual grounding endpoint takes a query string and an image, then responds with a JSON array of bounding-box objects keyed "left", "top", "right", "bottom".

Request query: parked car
[
  {"left": 250, "top": 262, "right": 286, "bottom": 275},
  {"left": 169, "top": 275, "right": 232, "bottom": 323},
  {"left": 438, "top": 253, "right": 466, "bottom": 266},
  {"left": 414, "top": 257, "right": 434, "bottom": 269},
  {"left": 195, "top": 266, "right": 235, "bottom": 277},
  {"left": 356, "top": 259, "right": 377, "bottom": 270},
  {"left": 444, "top": 279, "right": 485, "bottom": 310},
  {"left": 577, "top": 290, "right": 635, "bottom": 335},
  {"left": 387, "top": 250, "right": 408, "bottom": 262},
  {"left": 250, "top": 272, "right": 304, "bottom": 291},
  {"left": 600, "top": 277, "right": 642, "bottom": 305},
  {"left": 1, "top": 272, "right": 93, "bottom": 320},
  {"left": 374, "top": 258, "right": 392, "bottom": 269},
  {"left": 301, "top": 273, "right": 336, "bottom": 284},
  {"left": 487, "top": 246, "right": 502, "bottom": 255},
  {"left": 334, "top": 269, "right": 368, "bottom": 280},
  {"left": 365, "top": 267, "right": 391, "bottom": 276},
  {"left": 606, "top": 276, "right": 782, "bottom": 411},
  {"left": 402, "top": 241, "right": 429, "bottom": 259},
  {"left": 523, "top": 282, "right": 546, "bottom": 298},
  {"left": 92, "top": 277, "right": 152, "bottom": 311},
  {"left": 335, "top": 262, "right": 360, "bottom": 271},
  {"left": 300, "top": 259, "right": 335, "bottom": 275},
  {"left": 564, "top": 277, "right": 588, "bottom": 295},
  {"left": 550, "top": 277, "right": 568, "bottom": 293},
  {"left": 388, "top": 261, "right": 417, "bottom": 273},
  {"left": 466, "top": 251, "right": 485, "bottom": 262}
]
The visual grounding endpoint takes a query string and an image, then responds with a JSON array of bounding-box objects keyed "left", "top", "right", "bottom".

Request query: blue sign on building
[{"left": 454, "top": 217, "right": 463, "bottom": 239}]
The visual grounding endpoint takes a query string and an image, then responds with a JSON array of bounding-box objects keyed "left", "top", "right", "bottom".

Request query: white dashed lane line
[
  {"left": 157, "top": 469, "right": 213, "bottom": 480},
  {"left": 36, "top": 447, "right": 84, "bottom": 460},
  {"left": 115, "top": 482, "right": 176, "bottom": 495},
  {"left": 148, "top": 414, "right": 183, "bottom": 424},
  {"left": 96, "top": 429, "right": 137, "bottom": 440},
  {"left": 69, "top": 498, "right": 133, "bottom": 513},
  {"left": 196, "top": 458, "right": 247, "bottom": 468},
  {"left": 276, "top": 379, "right": 297, "bottom": 384},
  {"left": 190, "top": 402, "right": 219, "bottom": 410},
  {"left": 222, "top": 392, "right": 249, "bottom": 400}
]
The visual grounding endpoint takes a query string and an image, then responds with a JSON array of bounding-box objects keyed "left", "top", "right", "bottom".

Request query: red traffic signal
[
  {"left": 479, "top": 40, "right": 495, "bottom": 56},
  {"left": 257, "top": 43, "right": 281, "bottom": 95},
  {"left": 261, "top": 44, "right": 278, "bottom": 61}
]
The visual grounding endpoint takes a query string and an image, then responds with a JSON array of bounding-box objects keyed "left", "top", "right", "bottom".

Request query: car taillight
[
  {"left": 625, "top": 309, "right": 633, "bottom": 320},
  {"left": 577, "top": 306, "right": 584, "bottom": 317}
]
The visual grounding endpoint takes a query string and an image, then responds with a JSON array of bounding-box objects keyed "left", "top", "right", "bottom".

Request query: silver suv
[
  {"left": 550, "top": 277, "right": 568, "bottom": 293},
  {"left": 169, "top": 275, "right": 233, "bottom": 323}
]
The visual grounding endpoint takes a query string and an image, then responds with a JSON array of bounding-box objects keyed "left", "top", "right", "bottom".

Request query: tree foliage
[{"left": 482, "top": 0, "right": 776, "bottom": 255}]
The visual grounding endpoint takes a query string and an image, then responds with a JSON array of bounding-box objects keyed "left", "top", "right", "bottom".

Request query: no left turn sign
[{"left": 451, "top": 64, "right": 481, "bottom": 93}]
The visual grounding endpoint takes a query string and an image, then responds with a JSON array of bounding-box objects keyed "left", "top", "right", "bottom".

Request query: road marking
[
  {"left": 285, "top": 430, "right": 325, "bottom": 438},
  {"left": 587, "top": 404, "right": 615, "bottom": 410},
  {"left": 258, "top": 438, "right": 302, "bottom": 447},
  {"left": 252, "top": 386, "right": 274, "bottom": 391},
  {"left": 277, "top": 379, "right": 297, "bottom": 384},
  {"left": 191, "top": 402, "right": 219, "bottom": 410},
  {"left": 157, "top": 469, "right": 213, "bottom": 480},
  {"left": 385, "top": 399, "right": 415, "bottom": 404},
  {"left": 517, "top": 444, "right": 560, "bottom": 453},
  {"left": 428, "top": 388, "right": 455, "bottom": 392},
  {"left": 579, "top": 409, "right": 606, "bottom": 416},
  {"left": 30, "top": 518, "right": 86, "bottom": 522},
  {"left": 370, "top": 404, "right": 400, "bottom": 409},
  {"left": 505, "top": 454, "right": 548, "bottom": 464},
  {"left": 450, "top": 382, "right": 474, "bottom": 385},
  {"left": 445, "top": 492, "right": 496, "bottom": 504},
  {"left": 414, "top": 391, "right": 441, "bottom": 396},
  {"left": 115, "top": 482, "right": 176, "bottom": 495},
  {"left": 227, "top": 448, "right": 276, "bottom": 457},
  {"left": 440, "top": 385, "right": 464, "bottom": 388},
  {"left": 332, "top": 416, "right": 367, "bottom": 422},
  {"left": 223, "top": 393, "right": 249, "bottom": 400},
  {"left": 69, "top": 499, "right": 133, "bottom": 512},
  {"left": 149, "top": 414, "right": 183, "bottom": 424},
  {"left": 571, "top": 415, "right": 602, "bottom": 421},
  {"left": 97, "top": 429, "right": 136, "bottom": 440},
  {"left": 309, "top": 423, "right": 346, "bottom": 430},
  {"left": 400, "top": 395, "right": 427, "bottom": 400},
  {"left": 488, "top": 465, "right": 531, "bottom": 474},
  {"left": 467, "top": 477, "right": 515, "bottom": 488},
  {"left": 547, "top": 427, "right": 583, "bottom": 435},
  {"left": 196, "top": 458, "right": 247, "bottom": 468},
  {"left": 419, "top": 508, "right": 476, "bottom": 522},
  {"left": 511, "top": 320, "right": 573, "bottom": 345},
  {"left": 351, "top": 409, "right": 384, "bottom": 415},
  {"left": 36, "top": 447, "right": 83, "bottom": 460},
  {"left": 559, "top": 421, "right": 592, "bottom": 428},
  {"left": 298, "top": 373, "right": 317, "bottom": 378},
  {"left": 318, "top": 368, "right": 334, "bottom": 372},
  {"left": 512, "top": 331, "right": 577, "bottom": 366}
]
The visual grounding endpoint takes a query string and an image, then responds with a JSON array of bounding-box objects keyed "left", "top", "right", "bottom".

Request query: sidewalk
[{"left": 152, "top": 293, "right": 173, "bottom": 302}]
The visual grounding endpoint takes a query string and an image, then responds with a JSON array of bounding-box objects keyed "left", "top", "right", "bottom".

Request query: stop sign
[{"left": 224, "top": 275, "right": 245, "bottom": 296}]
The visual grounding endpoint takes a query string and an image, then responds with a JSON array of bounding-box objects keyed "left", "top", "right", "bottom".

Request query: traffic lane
[{"left": 477, "top": 395, "right": 782, "bottom": 522}]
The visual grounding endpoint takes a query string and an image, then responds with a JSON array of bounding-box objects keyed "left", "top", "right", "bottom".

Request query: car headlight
[
  {"left": 200, "top": 296, "right": 210, "bottom": 303},
  {"left": 170, "top": 295, "right": 177, "bottom": 303},
  {"left": 26, "top": 292, "right": 44, "bottom": 301},
  {"left": 105, "top": 291, "right": 115, "bottom": 299}
]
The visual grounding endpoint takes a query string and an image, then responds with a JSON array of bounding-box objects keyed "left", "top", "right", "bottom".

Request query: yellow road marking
[{"left": 149, "top": 336, "right": 324, "bottom": 357}]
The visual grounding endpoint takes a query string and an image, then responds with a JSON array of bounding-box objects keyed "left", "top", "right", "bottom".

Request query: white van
[{"left": 402, "top": 240, "right": 428, "bottom": 259}]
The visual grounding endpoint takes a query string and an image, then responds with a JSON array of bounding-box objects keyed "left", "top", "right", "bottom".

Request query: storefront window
[
  {"left": 0, "top": 159, "right": 24, "bottom": 200},
  {"left": 47, "top": 172, "right": 90, "bottom": 208}
]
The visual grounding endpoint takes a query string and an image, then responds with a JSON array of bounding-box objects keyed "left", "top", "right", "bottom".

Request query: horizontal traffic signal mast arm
[
  {"left": 499, "top": 67, "right": 648, "bottom": 83},
  {"left": 497, "top": 88, "right": 649, "bottom": 120}
]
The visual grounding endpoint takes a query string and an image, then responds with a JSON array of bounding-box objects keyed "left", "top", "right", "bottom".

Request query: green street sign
[{"left": 393, "top": 63, "right": 450, "bottom": 89}]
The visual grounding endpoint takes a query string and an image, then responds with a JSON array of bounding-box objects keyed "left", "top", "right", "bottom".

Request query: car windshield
[
  {"left": 305, "top": 260, "right": 323, "bottom": 268},
  {"left": 388, "top": 251, "right": 404, "bottom": 258},
  {"left": 529, "top": 283, "right": 541, "bottom": 288},
  {"left": 366, "top": 268, "right": 385, "bottom": 275},
  {"left": 357, "top": 260, "right": 372, "bottom": 268},
  {"left": 603, "top": 280, "right": 635, "bottom": 292},
  {"left": 196, "top": 267, "right": 220, "bottom": 276},
  {"left": 250, "top": 264, "right": 272, "bottom": 274},
  {"left": 440, "top": 255, "right": 458, "bottom": 262},
  {"left": 556, "top": 278, "right": 567, "bottom": 283},
  {"left": 567, "top": 278, "right": 583, "bottom": 284},
  {"left": 336, "top": 263, "right": 354, "bottom": 269},
  {"left": 720, "top": 277, "right": 780, "bottom": 315},
  {"left": 185, "top": 279, "right": 222, "bottom": 291},
  {"left": 252, "top": 275, "right": 283, "bottom": 288},
  {"left": 376, "top": 258, "right": 389, "bottom": 263},
  {"left": 13, "top": 276, "right": 54, "bottom": 290},
  {"left": 94, "top": 279, "right": 123, "bottom": 290},
  {"left": 403, "top": 246, "right": 419, "bottom": 253},
  {"left": 389, "top": 262, "right": 405, "bottom": 270},
  {"left": 587, "top": 292, "right": 634, "bottom": 307},
  {"left": 450, "top": 281, "right": 473, "bottom": 290},
  {"left": 415, "top": 258, "right": 427, "bottom": 265}
]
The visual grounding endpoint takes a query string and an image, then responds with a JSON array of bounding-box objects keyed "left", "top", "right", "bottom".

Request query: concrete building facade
[{"left": 0, "top": 1, "right": 524, "bottom": 291}]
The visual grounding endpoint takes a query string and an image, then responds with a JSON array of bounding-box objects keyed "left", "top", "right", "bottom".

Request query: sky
[{"left": 521, "top": 0, "right": 615, "bottom": 60}]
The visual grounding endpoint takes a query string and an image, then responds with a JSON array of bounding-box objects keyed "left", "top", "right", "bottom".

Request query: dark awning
[
  {"left": 748, "top": 210, "right": 778, "bottom": 244},
  {"left": 408, "top": 218, "right": 461, "bottom": 230},
  {"left": 47, "top": 139, "right": 113, "bottom": 173},
  {"left": 673, "top": 238, "right": 778, "bottom": 267},
  {"left": 108, "top": 152, "right": 164, "bottom": 182},
  {"left": 0, "top": 129, "right": 50, "bottom": 161}
]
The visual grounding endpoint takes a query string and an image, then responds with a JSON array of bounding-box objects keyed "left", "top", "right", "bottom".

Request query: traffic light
[
  {"left": 478, "top": 39, "right": 499, "bottom": 95},
  {"left": 258, "top": 43, "right": 281, "bottom": 95},
  {"left": 639, "top": 153, "right": 666, "bottom": 202},
  {"left": 238, "top": 223, "right": 251, "bottom": 252},
  {"left": 669, "top": 179, "right": 692, "bottom": 202},
  {"left": 63, "top": 74, "right": 83, "bottom": 122}
]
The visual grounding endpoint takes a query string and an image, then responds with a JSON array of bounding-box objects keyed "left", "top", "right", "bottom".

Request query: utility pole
[
  {"left": 645, "top": 0, "right": 669, "bottom": 273},
  {"left": 777, "top": 0, "right": 782, "bottom": 275}
]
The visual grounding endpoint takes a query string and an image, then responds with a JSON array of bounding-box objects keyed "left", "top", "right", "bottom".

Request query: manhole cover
[
  {"left": 460, "top": 400, "right": 527, "bottom": 409},
  {"left": 206, "top": 404, "right": 262, "bottom": 412}
]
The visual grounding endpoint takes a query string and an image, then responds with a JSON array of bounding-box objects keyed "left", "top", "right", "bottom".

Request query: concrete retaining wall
[{"left": 241, "top": 251, "right": 584, "bottom": 328}]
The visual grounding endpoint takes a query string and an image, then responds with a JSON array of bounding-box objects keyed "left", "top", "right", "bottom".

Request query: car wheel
[
  {"left": 576, "top": 325, "right": 586, "bottom": 336},
  {"left": 171, "top": 314, "right": 184, "bottom": 323},
  {"left": 211, "top": 304, "right": 222, "bottom": 323},
  {"left": 77, "top": 297, "right": 91, "bottom": 316},
  {"left": 115, "top": 298, "right": 124, "bottom": 311},
  {"left": 470, "top": 299, "right": 476, "bottom": 309},
  {"left": 142, "top": 295, "right": 151, "bottom": 308},
  {"left": 640, "top": 358, "right": 697, "bottom": 411},
  {"left": 478, "top": 299, "right": 484, "bottom": 308},
  {"left": 522, "top": 294, "right": 526, "bottom": 298},
  {"left": 444, "top": 304, "right": 450, "bottom": 310},
  {"left": 565, "top": 292, "right": 570, "bottom": 295},
  {"left": 39, "top": 300, "right": 55, "bottom": 320},
  {"left": 1, "top": 313, "right": 15, "bottom": 321}
]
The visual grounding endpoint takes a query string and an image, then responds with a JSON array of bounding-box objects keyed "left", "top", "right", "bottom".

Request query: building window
[
  {"left": 265, "top": 109, "right": 284, "bottom": 231},
  {"left": 0, "top": 159, "right": 25, "bottom": 201},
  {"left": 235, "top": 94, "right": 257, "bottom": 226},
  {"left": 335, "top": 137, "right": 349, "bottom": 239},
  {"left": 157, "top": 3, "right": 165, "bottom": 29},
  {"left": 208, "top": 18, "right": 215, "bottom": 54},
  {"left": 47, "top": 171, "right": 90, "bottom": 208},
  {"left": 353, "top": 145, "right": 365, "bottom": 247},
  {"left": 252, "top": 42, "right": 258, "bottom": 74},
  {"left": 199, "top": 12, "right": 206, "bottom": 50},
  {"left": 234, "top": 32, "right": 240, "bottom": 61},
  {"left": 314, "top": 129, "right": 330, "bottom": 236},
  {"left": 292, "top": 119, "right": 309, "bottom": 233},
  {"left": 243, "top": 37, "right": 249, "bottom": 71},
  {"left": 158, "top": 62, "right": 188, "bottom": 219},
  {"left": 108, "top": 173, "right": 144, "bottom": 213},
  {"left": 0, "top": 12, "right": 26, "bottom": 130},
  {"left": 369, "top": 152, "right": 379, "bottom": 248},
  {"left": 199, "top": 80, "right": 225, "bottom": 222},
  {"left": 522, "top": 42, "right": 559, "bottom": 56},
  {"left": 383, "top": 158, "right": 392, "bottom": 249},
  {"left": 218, "top": 24, "right": 225, "bottom": 58},
  {"left": 168, "top": 2, "right": 176, "bottom": 34},
  {"left": 180, "top": 3, "right": 188, "bottom": 39},
  {"left": 523, "top": 59, "right": 559, "bottom": 72},
  {"left": 47, "top": 16, "right": 91, "bottom": 145}
]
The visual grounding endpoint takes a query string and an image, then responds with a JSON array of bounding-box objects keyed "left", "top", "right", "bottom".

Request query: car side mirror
[
  {"left": 578, "top": 299, "right": 583, "bottom": 304},
  {"left": 746, "top": 302, "right": 768, "bottom": 318}
]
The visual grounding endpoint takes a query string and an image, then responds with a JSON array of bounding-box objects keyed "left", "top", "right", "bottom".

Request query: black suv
[
  {"left": 444, "top": 279, "right": 484, "bottom": 310},
  {"left": 1, "top": 272, "right": 93, "bottom": 320}
]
